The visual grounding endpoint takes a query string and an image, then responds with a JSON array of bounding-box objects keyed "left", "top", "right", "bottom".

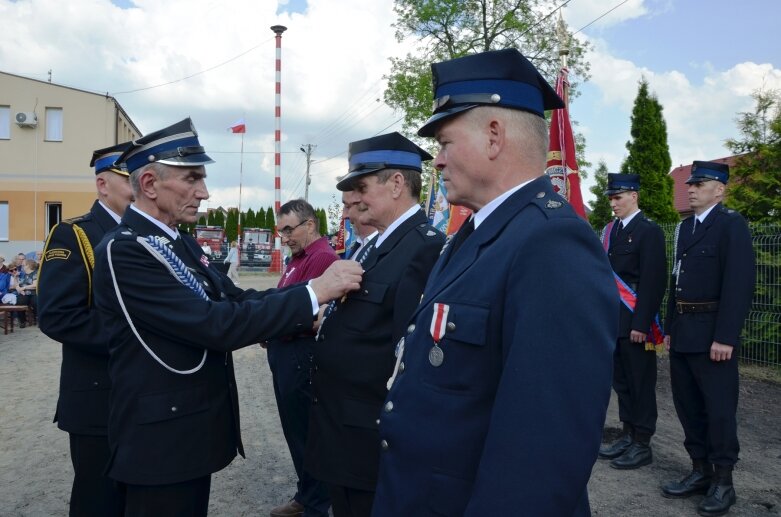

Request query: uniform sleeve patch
[{"left": 44, "top": 248, "right": 71, "bottom": 261}]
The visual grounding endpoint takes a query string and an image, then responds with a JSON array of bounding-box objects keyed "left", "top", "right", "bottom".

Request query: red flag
[
  {"left": 334, "top": 217, "right": 346, "bottom": 255},
  {"left": 229, "top": 118, "right": 246, "bottom": 134},
  {"left": 545, "top": 68, "right": 587, "bottom": 219}
]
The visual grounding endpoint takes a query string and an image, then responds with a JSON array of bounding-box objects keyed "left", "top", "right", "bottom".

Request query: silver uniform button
[
  {"left": 399, "top": 361, "right": 405, "bottom": 373},
  {"left": 407, "top": 324, "right": 415, "bottom": 334},
  {"left": 384, "top": 401, "right": 394, "bottom": 413},
  {"left": 380, "top": 439, "right": 389, "bottom": 451},
  {"left": 171, "top": 406, "right": 178, "bottom": 412},
  {"left": 446, "top": 322, "right": 456, "bottom": 332}
]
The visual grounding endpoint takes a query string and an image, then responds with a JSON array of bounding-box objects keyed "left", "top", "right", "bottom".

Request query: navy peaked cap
[
  {"left": 604, "top": 173, "right": 640, "bottom": 196},
  {"left": 686, "top": 161, "right": 729, "bottom": 184},
  {"left": 119, "top": 118, "right": 214, "bottom": 173},
  {"left": 336, "top": 132, "right": 433, "bottom": 191},
  {"left": 90, "top": 141, "right": 134, "bottom": 176},
  {"left": 418, "top": 48, "right": 565, "bottom": 137}
]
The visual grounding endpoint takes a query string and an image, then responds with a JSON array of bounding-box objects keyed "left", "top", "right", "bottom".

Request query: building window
[
  {"left": 45, "top": 202, "right": 62, "bottom": 235},
  {"left": 0, "top": 202, "right": 9, "bottom": 241},
  {"left": 0, "top": 106, "right": 10, "bottom": 139},
  {"left": 45, "top": 107, "right": 63, "bottom": 141}
]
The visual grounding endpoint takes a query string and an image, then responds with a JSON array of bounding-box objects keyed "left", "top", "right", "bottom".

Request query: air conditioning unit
[{"left": 15, "top": 112, "right": 38, "bottom": 127}]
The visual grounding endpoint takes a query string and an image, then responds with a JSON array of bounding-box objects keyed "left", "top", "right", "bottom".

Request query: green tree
[
  {"left": 207, "top": 210, "right": 216, "bottom": 226},
  {"left": 725, "top": 89, "right": 781, "bottom": 223},
  {"left": 266, "top": 207, "right": 275, "bottom": 229},
  {"left": 197, "top": 215, "right": 206, "bottom": 226},
  {"left": 256, "top": 207, "right": 267, "bottom": 229},
  {"left": 386, "top": 0, "right": 591, "bottom": 133},
  {"left": 245, "top": 208, "right": 256, "bottom": 228},
  {"left": 317, "top": 208, "right": 329, "bottom": 235},
  {"left": 620, "top": 78, "right": 678, "bottom": 223},
  {"left": 225, "top": 209, "right": 238, "bottom": 243},
  {"left": 213, "top": 210, "right": 225, "bottom": 228},
  {"left": 588, "top": 160, "right": 612, "bottom": 231},
  {"left": 386, "top": 1, "right": 592, "bottom": 177}
]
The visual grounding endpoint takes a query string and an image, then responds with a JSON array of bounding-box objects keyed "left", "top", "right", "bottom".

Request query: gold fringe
[{"left": 72, "top": 224, "right": 95, "bottom": 306}]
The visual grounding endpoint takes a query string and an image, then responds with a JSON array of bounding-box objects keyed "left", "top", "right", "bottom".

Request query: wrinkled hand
[
  {"left": 310, "top": 261, "right": 363, "bottom": 305},
  {"left": 664, "top": 335, "right": 671, "bottom": 352},
  {"left": 710, "top": 341, "right": 734, "bottom": 362},
  {"left": 630, "top": 330, "right": 647, "bottom": 344}
]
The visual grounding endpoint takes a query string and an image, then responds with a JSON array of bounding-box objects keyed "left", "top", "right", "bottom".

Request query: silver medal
[{"left": 428, "top": 345, "right": 444, "bottom": 367}]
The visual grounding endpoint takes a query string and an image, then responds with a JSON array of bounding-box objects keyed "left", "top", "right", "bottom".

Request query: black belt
[{"left": 676, "top": 301, "right": 719, "bottom": 314}]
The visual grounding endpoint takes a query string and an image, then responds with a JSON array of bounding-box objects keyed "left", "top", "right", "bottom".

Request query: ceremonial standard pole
[{"left": 270, "top": 24, "right": 287, "bottom": 273}]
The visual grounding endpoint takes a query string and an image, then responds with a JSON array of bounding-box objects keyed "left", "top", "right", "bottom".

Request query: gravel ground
[{"left": 1, "top": 272, "right": 779, "bottom": 516}]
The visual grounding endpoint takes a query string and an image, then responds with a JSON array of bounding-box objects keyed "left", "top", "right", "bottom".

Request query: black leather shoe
[
  {"left": 598, "top": 433, "right": 632, "bottom": 460},
  {"left": 698, "top": 466, "right": 736, "bottom": 516},
  {"left": 662, "top": 460, "right": 713, "bottom": 499},
  {"left": 610, "top": 442, "right": 652, "bottom": 469}
]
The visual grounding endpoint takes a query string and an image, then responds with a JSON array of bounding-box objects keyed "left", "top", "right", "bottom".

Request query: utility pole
[{"left": 300, "top": 143, "right": 316, "bottom": 202}]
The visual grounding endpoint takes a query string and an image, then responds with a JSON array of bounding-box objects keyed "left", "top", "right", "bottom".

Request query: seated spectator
[
  {"left": 0, "top": 255, "right": 8, "bottom": 273},
  {"left": 0, "top": 269, "right": 11, "bottom": 300},
  {"left": 14, "top": 259, "right": 38, "bottom": 327},
  {"left": 2, "top": 266, "right": 19, "bottom": 305}
]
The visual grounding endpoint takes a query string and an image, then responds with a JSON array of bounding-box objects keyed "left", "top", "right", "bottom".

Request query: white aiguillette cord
[{"left": 107, "top": 235, "right": 208, "bottom": 375}]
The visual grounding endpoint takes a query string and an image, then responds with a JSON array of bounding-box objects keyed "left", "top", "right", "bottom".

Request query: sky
[{"left": 1, "top": 0, "right": 779, "bottom": 217}]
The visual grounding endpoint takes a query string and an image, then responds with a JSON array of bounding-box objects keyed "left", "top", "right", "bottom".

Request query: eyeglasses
[{"left": 277, "top": 219, "right": 310, "bottom": 237}]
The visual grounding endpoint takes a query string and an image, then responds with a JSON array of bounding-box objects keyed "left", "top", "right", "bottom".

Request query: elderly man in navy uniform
[
  {"left": 597, "top": 173, "right": 667, "bottom": 470},
  {"left": 305, "top": 132, "right": 444, "bottom": 517},
  {"left": 91, "top": 118, "right": 362, "bottom": 516},
  {"left": 661, "top": 161, "right": 755, "bottom": 517},
  {"left": 38, "top": 142, "right": 133, "bottom": 516},
  {"left": 371, "top": 49, "right": 617, "bottom": 516}
]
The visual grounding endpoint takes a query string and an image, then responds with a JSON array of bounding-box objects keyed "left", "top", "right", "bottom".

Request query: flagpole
[
  {"left": 557, "top": 10, "right": 570, "bottom": 107},
  {"left": 237, "top": 131, "right": 244, "bottom": 265}
]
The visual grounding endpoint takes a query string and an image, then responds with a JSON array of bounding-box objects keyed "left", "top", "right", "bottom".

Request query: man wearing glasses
[{"left": 267, "top": 199, "right": 338, "bottom": 517}]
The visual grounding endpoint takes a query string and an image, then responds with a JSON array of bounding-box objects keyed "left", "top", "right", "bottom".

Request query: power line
[
  {"left": 573, "top": 0, "right": 631, "bottom": 34},
  {"left": 111, "top": 36, "right": 274, "bottom": 95}
]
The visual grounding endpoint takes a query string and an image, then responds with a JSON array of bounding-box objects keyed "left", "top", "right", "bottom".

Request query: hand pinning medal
[{"left": 429, "top": 303, "right": 450, "bottom": 367}]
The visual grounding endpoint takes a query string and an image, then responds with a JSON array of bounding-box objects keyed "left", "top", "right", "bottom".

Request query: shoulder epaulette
[
  {"left": 62, "top": 212, "right": 92, "bottom": 225},
  {"left": 416, "top": 223, "right": 443, "bottom": 239}
]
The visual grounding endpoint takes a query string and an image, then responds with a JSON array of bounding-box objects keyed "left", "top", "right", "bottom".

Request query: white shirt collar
[
  {"left": 620, "top": 209, "right": 641, "bottom": 227},
  {"left": 130, "top": 204, "right": 180, "bottom": 241},
  {"left": 696, "top": 204, "right": 718, "bottom": 223},
  {"left": 98, "top": 200, "right": 123, "bottom": 224},
  {"left": 375, "top": 204, "right": 421, "bottom": 248},
  {"left": 473, "top": 178, "right": 536, "bottom": 229},
  {"left": 359, "top": 230, "right": 379, "bottom": 246}
]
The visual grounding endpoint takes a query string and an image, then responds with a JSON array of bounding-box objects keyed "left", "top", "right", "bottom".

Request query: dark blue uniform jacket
[
  {"left": 92, "top": 207, "right": 313, "bottom": 485},
  {"left": 373, "top": 176, "right": 617, "bottom": 517},
  {"left": 665, "top": 204, "right": 755, "bottom": 352}
]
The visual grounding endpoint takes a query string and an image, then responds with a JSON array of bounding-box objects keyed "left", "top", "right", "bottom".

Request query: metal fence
[{"left": 657, "top": 222, "right": 781, "bottom": 368}]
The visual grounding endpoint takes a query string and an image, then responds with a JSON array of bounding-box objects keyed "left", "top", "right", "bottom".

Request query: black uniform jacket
[
  {"left": 606, "top": 212, "right": 667, "bottom": 338},
  {"left": 92, "top": 208, "right": 314, "bottom": 485},
  {"left": 306, "top": 209, "right": 444, "bottom": 491},
  {"left": 38, "top": 200, "right": 118, "bottom": 436},
  {"left": 665, "top": 204, "right": 755, "bottom": 353}
]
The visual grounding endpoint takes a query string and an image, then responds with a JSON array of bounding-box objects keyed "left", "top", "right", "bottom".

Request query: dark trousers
[
  {"left": 122, "top": 475, "right": 210, "bottom": 517},
  {"left": 328, "top": 484, "right": 375, "bottom": 517},
  {"left": 612, "top": 337, "right": 658, "bottom": 439},
  {"left": 670, "top": 350, "right": 740, "bottom": 465},
  {"left": 68, "top": 433, "right": 125, "bottom": 517},
  {"left": 268, "top": 339, "right": 330, "bottom": 517}
]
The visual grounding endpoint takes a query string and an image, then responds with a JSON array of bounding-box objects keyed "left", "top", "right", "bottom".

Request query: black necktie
[
  {"left": 692, "top": 218, "right": 698, "bottom": 234},
  {"left": 346, "top": 240, "right": 361, "bottom": 259},
  {"left": 447, "top": 218, "right": 475, "bottom": 259},
  {"left": 616, "top": 221, "right": 624, "bottom": 236}
]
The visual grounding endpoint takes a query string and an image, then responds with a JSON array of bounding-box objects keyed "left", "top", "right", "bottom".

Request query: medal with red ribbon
[{"left": 428, "top": 303, "right": 450, "bottom": 366}]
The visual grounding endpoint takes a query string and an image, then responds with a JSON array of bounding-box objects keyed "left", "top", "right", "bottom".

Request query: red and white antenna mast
[{"left": 269, "top": 24, "right": 287, "bottom": 273}]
